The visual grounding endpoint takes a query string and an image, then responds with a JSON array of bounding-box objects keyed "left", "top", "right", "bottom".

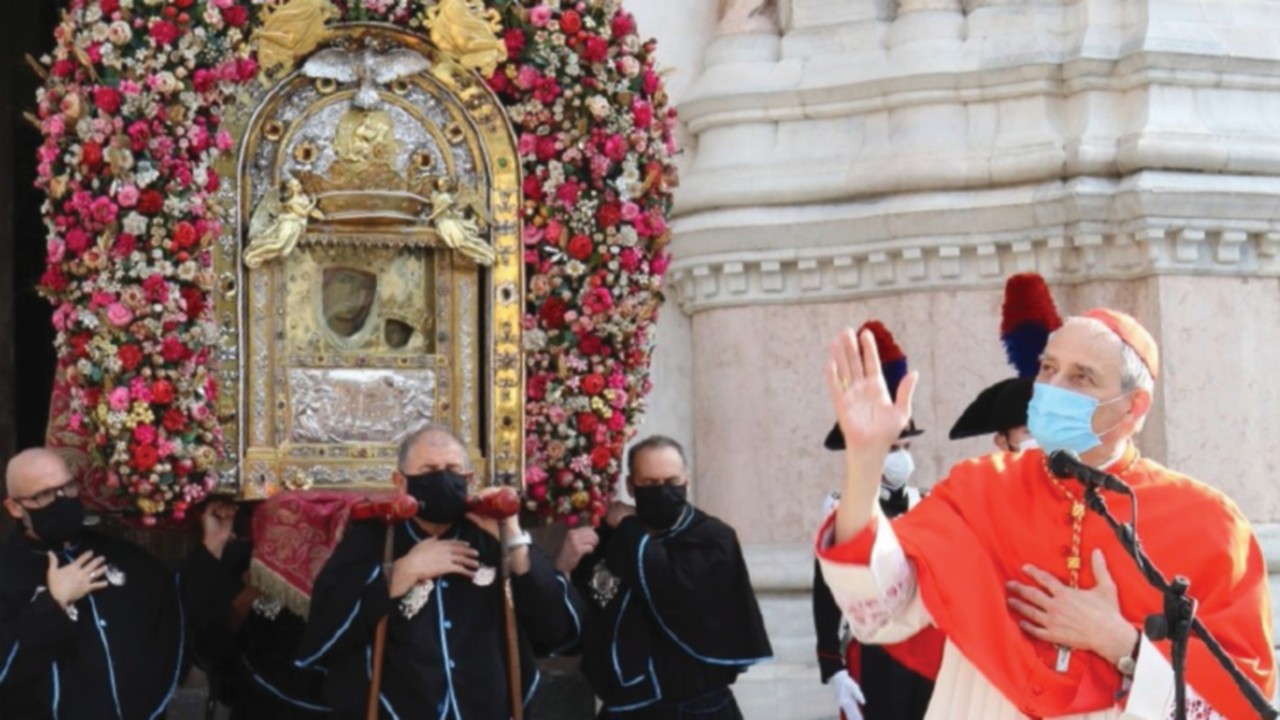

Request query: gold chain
[{"left": 1042, "top": 450, "right": 1140, "bottom": 588}]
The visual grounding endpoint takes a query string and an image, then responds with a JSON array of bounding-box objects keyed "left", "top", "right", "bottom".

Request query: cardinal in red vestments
[{"left": 816, "top": 308, "right": 1275, "bottom": 719}]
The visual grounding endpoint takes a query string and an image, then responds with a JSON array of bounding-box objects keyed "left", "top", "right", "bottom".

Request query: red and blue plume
[
  {"left": 999, "top": 273, "right": 1062, "bottom": 378},
  {"left": 857, "top": 320, "right": 908, "bottom": 399}
]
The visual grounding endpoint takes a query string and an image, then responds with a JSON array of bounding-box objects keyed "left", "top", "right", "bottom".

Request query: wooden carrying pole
[
  {"left": 366, "top": 525, "right": 395, "bottom": 720},
  {"left": 504, "top": 545, "right": 524, "bottom": 720}
]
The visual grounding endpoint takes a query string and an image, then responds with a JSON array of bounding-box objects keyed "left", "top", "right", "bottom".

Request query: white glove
[{"left": 833, "top": 670, "right": 865, "bottom": 720}]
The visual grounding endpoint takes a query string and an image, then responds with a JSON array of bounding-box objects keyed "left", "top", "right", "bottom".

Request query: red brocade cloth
[{"left": 250, "top": 490, "right": 394, "bottom": 618}]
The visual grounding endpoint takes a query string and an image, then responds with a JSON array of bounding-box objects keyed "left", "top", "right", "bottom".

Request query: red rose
[
  {"left": 150, "top": 380, "right": 176, "bottom": 405},
  {"left": 41, "top": 267, "right": 69, "bottom": 292},
  {"left": 112, "top": 233, "right": 137, "bottom": 258},
  {"left": 221, "top": 5, "right": 249, "bottom": 27},
  {"left": 611, "top": 12, "right": 636, "bottom": 38},
  {"left": 138, "top": 190, "right": 164, "bottom": 215},
  {"left": 162, "top": 407, "right": 187, "bottom": 432},
  {"left": 578, "top": 334, "right": 603, "bottom": 357},
  {"left": 577, "top": 412, "right": 599, "bottom": 435},
  {"left": 130, "top": 443, "right": 159, "bottom": 473},
  {"left": 81, "top": 142, "right": 104, "bottom": 170},
  {"left": 522, "top": 174, "right": 544, "bottom": 202},
  {"left": 100, "top": 0, "right": 121, "bottom": 14},
  {"left": 560, "top": 10, "right": 582, "bottom": 34},
  {"left": 173, "top": 221, "right": 197, "bottom": 249},
  {"left": 535, "top": 136, "right": 558, "bottom": 161},
  {"left": 65, "top": 228, "right": 91, "bottom": 255},
  {"left": 93, "top": 87, "right": 121, "bottom": 115},
  {"left": 582, "top": 36, "right": 609, "bottom": 64},
  {"left": 539, "top": 297, "right": 568, "bottom": 330},
  {"left": 143, "top": 275, "right": 169, "bottom": 303},
  {"left": 528, "top": 374, "right": 548, "bottom": 401},
  {"left": 590, "top": 446, "right": 613, "bottom": 470},
  {"left": 582, "top": 373, "right": 606, "bottom": 395},
  {"left": 162, "top": 336, "right": 189, "bottom": 363},
  {"left": 150, "top": 20, "right": 179, "bottom": 46},
  {"left": 70, "top": 333, "right": 92, "bottom": 360},
  {"left": 116, "top": 344, "right": 143, "bottom": 370},
  {"left": 566, "top": 234, "right": 593, "bottom": 261},
  {"left": 503, "top": 28, "right": 526, "bottom": 56},
  {"left": 180, "top": 286, "right": 205, "bottom": 319},
  {"left": 596, "top": 203, "right": 621, "bottom": 228},
  {"left": 192, "top": 68, "right": 217, "bottom": 94}
]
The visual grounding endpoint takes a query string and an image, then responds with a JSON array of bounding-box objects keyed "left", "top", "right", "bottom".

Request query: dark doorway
[{"left": 1, "top": 2, "right": 60, "bottom": 536}]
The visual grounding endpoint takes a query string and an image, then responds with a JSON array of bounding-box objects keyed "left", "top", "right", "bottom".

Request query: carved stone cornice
[{"left": 667, "top": 172, "right": 1280, "bottom": 314}]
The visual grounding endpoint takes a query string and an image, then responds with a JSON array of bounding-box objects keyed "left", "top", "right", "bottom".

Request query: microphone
[
  {"left": 349, "top": 487, "right": 522, "bottom": 523},
  {"left": 1047, "top": 450, "right": 1133, "bottom": 495}
]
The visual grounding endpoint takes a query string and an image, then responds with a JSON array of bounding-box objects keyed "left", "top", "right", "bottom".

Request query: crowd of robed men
[{"left": 3, "top": 273, "right": 1277, "bottom": 720}]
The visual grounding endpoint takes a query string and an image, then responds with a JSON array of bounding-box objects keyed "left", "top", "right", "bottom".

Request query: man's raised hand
[{"left": 825, "top": 328, "right": 918, "bottom": 455}]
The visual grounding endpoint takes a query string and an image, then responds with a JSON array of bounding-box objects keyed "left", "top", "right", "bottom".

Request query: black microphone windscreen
[{"left": 1047, "top": 449, "right": 1079, "bottom": 479}]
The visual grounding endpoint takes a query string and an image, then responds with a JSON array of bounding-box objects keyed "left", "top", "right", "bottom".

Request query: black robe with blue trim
[
  {"left": 0, "top": 529, "right": 185, "bottom": 720},
  {"left": 183, "top": 540, "right": 328, "bottom": 719},
  {"left": 295, "top": 518, "right": 583, "bottom": 720},
  {"left": 573, "top": 508, "right": 773, "bottom": 712}
]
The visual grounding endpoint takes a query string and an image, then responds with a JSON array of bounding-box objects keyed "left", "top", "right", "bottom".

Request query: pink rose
[
  {"left": 529, "top": 5, "right": 552, "bottom": 27},
  {"left": 608, "top": 413, "right": 627, "bottom": 431},
  {"left": 108, "top": 387, "right": 130, "bottom": 412},
  {"left": 90, "top": 196, "right": 118, "bottom": 225},
  {"left": 46, "top": 239, "right": 65, "bottom": 264},
  {"left": 583, "top": 288, "right": 614, "bottom": 315},
  {"left": 604, "top": 134, "right": 628, "bottom": 163},
  {"left": 133, "top": 424, "right": 157, "bottom": 445},
  {"left": 547, "top": 405, "right": 567, "bottom": 424},
  {"left": 116, "top": 184, "right": 139, "bottom": 208},
  {"left": 651, "top": 252, "right": 671, "bottom": 276},
  {"left": 556, "top": 181, "right": 580, "bottom": 207},
  {"left": 518, "top": 133, "right": 537, "bottom": 156},
  {"left": 515, "top": 65, "right": 540, "bottom": 91},
  {"left": 105, "top": 303, "right": 133, "bottom": 327}
]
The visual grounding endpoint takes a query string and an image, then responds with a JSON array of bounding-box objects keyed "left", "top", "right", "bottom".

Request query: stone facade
[{"left": 636, "top": 0, "right": 1280, "bottom": 717}]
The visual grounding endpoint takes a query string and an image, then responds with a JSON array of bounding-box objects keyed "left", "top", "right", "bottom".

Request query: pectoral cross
[{"left": 1056, "top": 646, "right": 1071, "bottom": 673}]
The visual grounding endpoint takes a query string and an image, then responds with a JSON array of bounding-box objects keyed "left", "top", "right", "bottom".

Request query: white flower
[
  {"left": 618, "top": 56, "right": 641, "bottom": 78},
  {"left": 565, "top": 260, "right": 587, "bottom": 276},
  {"left": 108, "top": 20, "right": 133, "bottom": 45},
  {"left": 123, "top": 212, "right": 150, "bottom": 236},
  {"left": 586, "top": 96, "right": 610, "bottom": 120}
]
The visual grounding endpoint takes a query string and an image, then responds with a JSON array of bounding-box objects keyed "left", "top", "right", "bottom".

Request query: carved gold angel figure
[
  {"left": 244, "top": 179, "right": 325, "bottom": 269},
  {"left": 424, "top": 0, "right": 509, "bottom": 79},
  {"left": 254, "top": 0, "right": 338, "bottom": 83},
  {"left": 427, "top": 181, "right": 496, "bottom": 266}
]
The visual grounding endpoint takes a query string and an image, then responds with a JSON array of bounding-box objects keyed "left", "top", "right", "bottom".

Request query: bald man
[
  {"left": 0, "top": 448, "right": 185, "bottom": 720},
  {"left": 296, "top": 425, "right": 583, "bottom": 719}
]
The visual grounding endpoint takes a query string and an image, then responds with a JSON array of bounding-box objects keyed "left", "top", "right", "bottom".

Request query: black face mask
[
  {"left": 633, "top": 484, "right": 688, "bottom": 530},
  {"left": 405, "top": 470, "right": 469, "bottom": 524},
  {"left": 26, "top": 497, "right": 86, "bottom": 547}
]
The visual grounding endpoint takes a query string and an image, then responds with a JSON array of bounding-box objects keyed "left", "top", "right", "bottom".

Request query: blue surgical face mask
[{"left": 1026, "top": 382, "right": 1128, "bottom": 455}]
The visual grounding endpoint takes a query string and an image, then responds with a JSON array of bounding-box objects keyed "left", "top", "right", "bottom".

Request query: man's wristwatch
[
  {"left": 505, "top": 530, "right": 533, "bottom": 551},
  {"left": 1116, "top": 632, "right": 1141, "bottom": 677}
]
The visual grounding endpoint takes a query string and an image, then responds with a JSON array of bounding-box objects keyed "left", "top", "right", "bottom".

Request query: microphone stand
[{"left": 1078, "top": 484, "right": 1277, "bottom": 720}]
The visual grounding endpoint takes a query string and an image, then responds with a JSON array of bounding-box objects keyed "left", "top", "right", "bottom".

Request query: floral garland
[
  {"left": 38, "top": 0, "right": 677, "bottom": 527},
  {"left": 36, "top": 0, "right": 257, "bottom": 523}
]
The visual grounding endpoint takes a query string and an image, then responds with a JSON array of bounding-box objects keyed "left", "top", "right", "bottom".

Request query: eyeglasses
[{"left": 14, "top": 479, "right": 80, "bottom": 509}]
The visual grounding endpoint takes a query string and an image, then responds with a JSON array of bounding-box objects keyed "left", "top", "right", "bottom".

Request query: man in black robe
[
  {"left": 184, "top": 498, "right": 327, "bottom": 719},
  {"left": 560, "top": 435, "right": 773, "bottom": 719},
  {"left": 0, "top": 448, "right": 184, "bottom": 720},
  {"left": 295, "top": 425, "right": 583, "bottom": 719}
]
